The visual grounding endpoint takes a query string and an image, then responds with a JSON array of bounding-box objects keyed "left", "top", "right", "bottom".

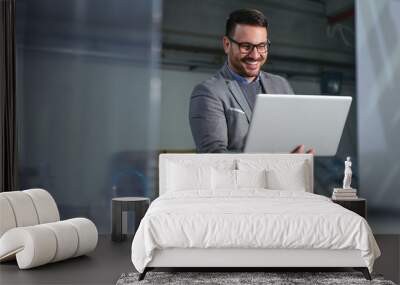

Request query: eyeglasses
[{"left": 228, "top": 36, "right": 271, "bottom": 54}]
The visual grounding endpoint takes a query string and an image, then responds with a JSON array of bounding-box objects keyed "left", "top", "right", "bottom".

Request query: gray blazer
[{"left": 189, "top": 63, "right": 294, "bottom": 153}]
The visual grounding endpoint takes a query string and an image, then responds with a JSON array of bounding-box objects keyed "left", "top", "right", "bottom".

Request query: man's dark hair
[{"left": 225, "top": 9, "right": 268, "bottom": 37}]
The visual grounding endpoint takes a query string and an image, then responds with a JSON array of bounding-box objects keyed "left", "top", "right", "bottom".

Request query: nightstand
[
  {"left": 332, "top": 198, "right": 367, "bottom": 219},
  {"left": 111, "top": 197, "right": 150, "bottom": 242}
]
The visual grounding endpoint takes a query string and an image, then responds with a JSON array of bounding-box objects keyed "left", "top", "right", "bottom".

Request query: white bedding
[{"left": 131, "top": 190, "right": 380, "bottom": 273}]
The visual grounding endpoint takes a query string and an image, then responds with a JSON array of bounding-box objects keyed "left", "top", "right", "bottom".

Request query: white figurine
[{"left": 342, "top": 156, "right": 352, "bottom": 189}]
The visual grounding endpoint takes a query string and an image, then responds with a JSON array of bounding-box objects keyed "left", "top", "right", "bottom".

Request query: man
[{"left": 189, "top": 8, "right": 314, "bottom": 154}]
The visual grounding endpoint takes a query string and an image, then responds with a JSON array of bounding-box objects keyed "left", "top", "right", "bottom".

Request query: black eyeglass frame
[{"left": 227, "top": 36, "right": 271, "bottom": 54}]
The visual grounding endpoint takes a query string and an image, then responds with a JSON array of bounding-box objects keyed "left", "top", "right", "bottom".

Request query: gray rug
[{"left": 116, "top": 271, "right": 396, "bottom": 285}]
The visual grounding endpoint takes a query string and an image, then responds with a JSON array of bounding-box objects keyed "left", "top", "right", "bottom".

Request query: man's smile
[{"left": 242, "top": 58, "right": 263, "bottom": 70}]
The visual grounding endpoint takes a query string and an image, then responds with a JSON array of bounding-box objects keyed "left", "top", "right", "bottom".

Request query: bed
[{"left": 131, "top": 154, "right": 380, "bottom": 280}]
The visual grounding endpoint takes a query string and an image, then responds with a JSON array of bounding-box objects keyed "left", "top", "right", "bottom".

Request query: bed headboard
[{"left": 159, "top": 153, "right": 314, "bottom": 195}]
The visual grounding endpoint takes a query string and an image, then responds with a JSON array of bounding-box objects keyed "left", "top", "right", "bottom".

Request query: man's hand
[{"left": 291, "top": 144, "right": 316, "bottom": 155}]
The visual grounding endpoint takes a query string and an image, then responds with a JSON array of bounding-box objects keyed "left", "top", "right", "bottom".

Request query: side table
[
  {"left": 112, "top": 197, "right": 150, "bottom": 242},
  {"left": 332, "top": 198, "right": 367, "bottom": 219}
]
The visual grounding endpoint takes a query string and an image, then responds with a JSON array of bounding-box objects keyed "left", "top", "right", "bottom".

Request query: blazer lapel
[
  {"left": 220, "top": 64, "right": 252, "bottom": 122},
  {"left": 260, "top": 72, "right": 274, "bottom": 94}
]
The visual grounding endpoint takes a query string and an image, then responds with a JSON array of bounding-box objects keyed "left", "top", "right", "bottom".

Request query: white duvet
[{"left": 131, "top": 190, "right": 380, "bottom": 273}]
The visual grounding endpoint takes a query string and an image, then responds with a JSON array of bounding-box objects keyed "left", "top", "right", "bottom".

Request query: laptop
[{"left": 244, "top": 94, "right": 352, "bottom": 156}]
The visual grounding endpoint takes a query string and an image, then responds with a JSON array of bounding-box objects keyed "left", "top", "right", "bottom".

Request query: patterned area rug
[{"left": 116, "top": 271, "right": 396, "bottom": 285}]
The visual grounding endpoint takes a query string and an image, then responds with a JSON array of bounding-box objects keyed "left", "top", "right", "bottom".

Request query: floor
[
  {"left": 0, "top": 235, "right": 133, "bottom": 285},
  {"left": 0, "top": 235, "right": 399, "bottom": 285}
]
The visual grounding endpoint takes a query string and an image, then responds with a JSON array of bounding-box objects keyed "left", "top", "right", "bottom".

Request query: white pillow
[
  {"left": 266, "top": 164, "right": 307, "bottom": 191},
  {"left": 167, "top": 162, "right": 212, "bottom": 191},
  {"left": 211, "top": 169, "right": 268, "bottom": 190},
  {"left": 212, "top": 169, "right": 236, "bottom": 190},
  {"left": 236, "top": 169, "right": 267, "bottom": 188},
  {"left": 237, "top": 159, "right": 309, "bottom": 192}
]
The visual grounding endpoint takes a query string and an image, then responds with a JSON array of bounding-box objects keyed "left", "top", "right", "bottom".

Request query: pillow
[
  {"left": 237, "top": 159, "right": 309, "bottom": 192},
  {"left": 236, "top": 169, "right": 267, "bottom": 188},
  {"left": 212, "top": 169, "right": 236, "bottom": 190},
  {"left": 211, "top": 169, "right": 268, "bottom": 190},
  {"left": 266, "top": 164, "right": 307, "bottom": 191},
  {"left": 167, "top": 162, "right": 212, "bottom": 191}
]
